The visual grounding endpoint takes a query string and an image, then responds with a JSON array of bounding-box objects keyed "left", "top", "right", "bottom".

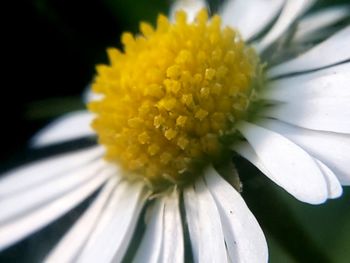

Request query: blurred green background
[{"left": 1, "top": 0, "right": 349, "bottom": 262}]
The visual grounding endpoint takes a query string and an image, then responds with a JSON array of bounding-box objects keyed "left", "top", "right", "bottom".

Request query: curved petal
[
  {"left": 315, "top": 160, "right": 342, "bottom": 199},
  {"left": 76, "top": 181, "right": 148, "bottom": 263},
  {"left": 261, "top": 62, "right": 350, "bottom": 102},
  {"left": 234, "top": 142, "right": 342, "bottom": 200},
  {"left": 31, "top": 111, "right": 95, "bottom": 148},
  {"left": 160, "top": 189, "right": 184, "bottom": 263},
  {"left": 83, "top": 85, "right": 104, "bottom": 104},
  {"left": 261, "top": 98, "right": 350, "bottom": 133},
  {"left": 219, "top": 0, "right": 285, "bottom": 40},
  {"left": 183, "top": 186, "right": 200, "bottom": 263},
  {"left": 0, "top": 146, "right": 104, "bottom": 198},
  {"left": 45, "top": 177, "right": 119, "bottom": 263},
  {"left": 133, "top": 197, "right": 165, "bottom": 263},
  {"left": 169, "top": 0, "right": 207, "bottom": 23},
  {"left": 0, "top": 159, "right": 108, "bottom": 224},
  {"left": 184, "top": 179, "right": 228, "bottom": 263},
  {"left": 257, "top": 118, "right": 350, "bottom": 185},
  {"left": 204, "top": 167, "right": 268, "bottom": 263},
  {"left": 255, "top": 0, "right": 316, "bottom": 52},
  {"left": 268, "top": 26, "right": 350, "bottom": 77},
  {"left": 233, "top": 141, "right": 274, "bottom": 180},
  {"left": 0, "top": 169, "right": 110, "bottom": 251},
  {"left": 195, "top": 178, "right": 228, "bottom": 263},
  {"left": 237, "top": 121, "right": 328, "bottom": 204},
  {"left": 293, "top": 5, "right": 350, "bottom": 43}
]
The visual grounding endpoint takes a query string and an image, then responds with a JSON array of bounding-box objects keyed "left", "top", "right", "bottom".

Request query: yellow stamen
[{"left": 89, "top": 9, "right": 261, "bottom": 188}]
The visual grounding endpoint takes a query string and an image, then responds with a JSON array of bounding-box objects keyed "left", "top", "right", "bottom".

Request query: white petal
[
  {"left": 293, "top": 6, "right": 350, "bottom": 43},
  {"left": 76, "top": 180, "right": 148, "bottom": 263},
  {"left": 234, "top": 141, "right": 343, "bottom": 200},
  {"left": 0, "top": 146, "right": 104, "bottom": 197},
  {"left": 268, "top": 26, "right": 350, "bottom": 77},
  {"left": 169, "top": 0, "right": 207, "bottom": 23},
  {"left": 261, "top": 98, "right": 350, "bottom": 133},
  {"left": 195, "top": 178, "right": 228, "bottom": 263},
  {"left": 183, "top": 185, "right": 200, "bottom": 263},
  {"left": 234, "top": 141, "right": 329, "bottom": 201},
  {"left": 261, "top": 63, "right": 350, "bottom": 102},
  {"left": 45, "top": 177, "right": 119, "bottom": 263},
  {"left": 185, "top": 178, "right": 228, "bottom": 263},
  {"left": 0, "top": 159, "right": 109, "bottom": 224},
  {"left": 83, "top": 85, "right": 104, "bottom": 104},
  {"left": 0, "top": 169, "right": 110, "bottom": 251},
  {"left": 31, "top": 111, "right": 95, "bottom": 147},
  {"left": 237, "top": 121, "right": 328, "bottom": 204},
  {"left": 219, "top": 0, "right": 284, "bottom": 40},
  {"left": 257, "top": 119, "right": 350, "bottom": 185},
  {"left": 233, "top": 142, "right": 273, "bottom": 179},
  {"left": 204, "top": 167, "right": 268, "bottom": 263},
  {"left": 315, "top": 160, "right": 342, "bottom": 199},
  {"left": 255, "top": 0, "right": 316, "bottom": 52},
  {"left": 160, "top": 189, "right": 184, "bottom": 263},
  {"left": 133, "top": 197, "right": 165, "bottom": 263}
]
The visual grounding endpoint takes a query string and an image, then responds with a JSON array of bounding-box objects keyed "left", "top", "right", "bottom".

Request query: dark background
[{"left": 1, "top": 0, "right": 349, "bottom": 262}]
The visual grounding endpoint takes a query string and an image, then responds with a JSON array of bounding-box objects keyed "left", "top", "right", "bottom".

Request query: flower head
[
  {"left": 90, "top": 9, "right": 262, "bottom": 189},
  {"left": 0, "top": 0, "right": 349, "bottom": 262}
]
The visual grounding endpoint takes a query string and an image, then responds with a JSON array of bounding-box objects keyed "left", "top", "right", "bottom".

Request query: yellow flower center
[{"left": 89, "top": 9, "right": 261, "bottom": 189}]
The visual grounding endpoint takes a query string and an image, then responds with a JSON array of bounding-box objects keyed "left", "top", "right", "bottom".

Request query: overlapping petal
[
  {"left": 261, "top": 63, "right": 350, "bottom": 102},
  {"left": 255, "top": 0, "right": 316, "bottom": 52},
  {"left": 257, "top": 119, "right": 350, "bottom": 185},
  {"left": 0, "top": 168, "right": 111, "bottom": 251},
  {"left": 31, "top": 111, "right": 95, "bottom": 147},
  {"left": 76, "top": 181, "right": 148, "bottom": 262},
  {"left": 236, "top": 121, "right": 328, "bottom": 204},
  {"left": 293, "top": 5, "right": 350, "bottom": 43},
  {"left": 0, "top": 146, "right": 104, "bottom": 197},
  {"left": 268, "top": 26, "right": 350, "bottom": 77},
  {"left": 219, "top": 0, "right": 284, "bottom": 40}
]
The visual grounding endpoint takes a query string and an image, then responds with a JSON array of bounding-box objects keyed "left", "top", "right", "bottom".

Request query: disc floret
[{"left": 89, "top": 9, "right": 260, "bottom": 188}]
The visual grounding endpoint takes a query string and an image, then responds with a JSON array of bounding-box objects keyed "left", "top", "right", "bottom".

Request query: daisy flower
[{"left": 1, "top": 0, "right": 349, "bottom": 262}]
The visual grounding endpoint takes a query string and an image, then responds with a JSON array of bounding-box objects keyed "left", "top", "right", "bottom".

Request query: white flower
[{"left": 0, "top": 0, "right": 349, "bottom": 262}]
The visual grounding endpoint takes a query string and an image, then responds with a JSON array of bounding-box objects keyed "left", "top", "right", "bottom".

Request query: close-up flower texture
[{"left": 1, "top": 0, "right": 350, "bottom": 262}]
